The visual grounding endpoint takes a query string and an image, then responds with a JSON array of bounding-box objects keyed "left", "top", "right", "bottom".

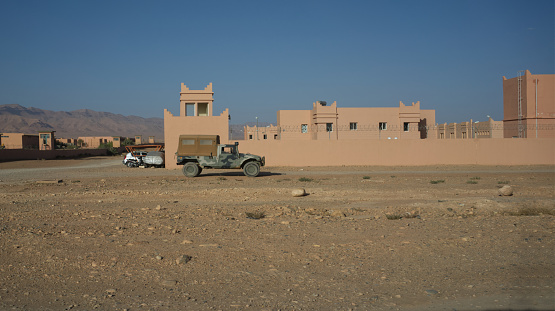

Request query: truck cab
[{"left": 176, "top": 135, "right": 265, "bottom": 177}]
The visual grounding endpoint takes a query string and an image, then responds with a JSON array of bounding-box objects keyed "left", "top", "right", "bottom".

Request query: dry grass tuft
[
  {"left": 245, "top": 211, "right": 265, "bottom": 219},
  {"left": 505, "top": 207, "right": 555, "bottom": 216}
]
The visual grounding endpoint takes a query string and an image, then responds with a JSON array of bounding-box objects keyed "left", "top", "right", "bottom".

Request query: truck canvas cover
[{"left": 177, "top": 135, "right": 219, "bottom": 157}]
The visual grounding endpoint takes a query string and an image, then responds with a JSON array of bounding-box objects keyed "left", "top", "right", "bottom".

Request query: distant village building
[
  {"left": 39, "top": 131, "right": 55, "bottom": 150},
  {"left": 0, "top": 131, "right": 56, "bottom": 150},
  {"left": 503, "top": 70, "right": 555, "bottom": 138},
  {"left": 77, "top": 136, "right": 123, "bottom": 148},
  {"left": 56, "top": 137, "right": 77, "bottom": 146},
  {"left": 0, "top": 133, "right": 39, "bottom": 149}
]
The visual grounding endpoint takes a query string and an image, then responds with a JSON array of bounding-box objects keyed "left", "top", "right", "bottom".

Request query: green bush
[{"left": 430, "top": 180, "right": 445, "bottom": 184}]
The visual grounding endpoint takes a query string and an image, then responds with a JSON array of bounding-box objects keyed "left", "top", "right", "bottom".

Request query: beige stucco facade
[
  {"left": 437, "top": 118, "right": 503, "bottom": 139},
  {"left": 503, "top": 70, "right": 555, "bottom": 138},
  {"left": 162, "top": 75, "right": 554, "bottom": 169},
  {"left": 246, "top": 101, "right": 435, "bottom": 141},
  {"left": 78, "top": 136, "right": 123, "bottom": 148},
  {"left": 244, "top": 125, "right": 280, "bottom": 140},
  {"left": 235, "top": 138, "right": 554, "bottom": 166},
  {"left": 39, "top": 131, "right": 56, "bottom": 150},
  {"left": 0, "top": 133, "right": 39, "bottom": 149},
  {"left": 164, "top": 83, "right": 229, "bottom": 169}
]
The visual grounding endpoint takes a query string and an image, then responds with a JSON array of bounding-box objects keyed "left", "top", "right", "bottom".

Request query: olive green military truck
[{"left": 176, "top": 135, "right": 265, "bottom": 177}]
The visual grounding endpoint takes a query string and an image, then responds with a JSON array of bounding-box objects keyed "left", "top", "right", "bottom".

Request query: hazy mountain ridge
[
  {"left": 0, "top": 104, "right": 165, "bottom": 140},
  {"left": 0, "top": 105, "right": 269, "bottom": 141}
]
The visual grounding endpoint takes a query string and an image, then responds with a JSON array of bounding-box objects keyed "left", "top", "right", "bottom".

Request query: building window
[
  {"left": 326, "top": 123, "right": 333, "bottom": 132},
  {"left": 274, "top": 134, "right": 278, "bottom": 139},
  {"left": 248, "top": 134, "right": 253, "bottom": 140},
  {"left": 350, "top": 122, "right": 357, "bottom": 131},
  {"left": 379, "top": 122, "right": 387, "bottom": 130},
  {"left": 263, "top": 134, "right": 267, "bottom": 140},
  {"left": 301, "top": 124, "right": 308, "bottom": 133},
  {"left": 462, "top": 132, "right": 467, "bottom": 139},
  {"left": 40, "top": 134, "right": 50, "bottom": 144},
  {"left": 440, "top": 133, "right": 444, "bottom": 139},
  {"left": 197, "top": 103, "right": 208, "bottom": 116},
  {"left": 404, "top": 122, "right": 409, "bottom": 132},
  {"left": 186, "top": 103, "right": 195, "bottom": 116}
]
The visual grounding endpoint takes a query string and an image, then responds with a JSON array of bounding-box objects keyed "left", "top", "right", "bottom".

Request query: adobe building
[
  {"left": 77, "top": 136, "right": 123, "bottom": 148},
  {"left": 164, "top": 83, "right": 229, "bottom": 168},
  {"left": 0, "top": 133, "right": 39, "bottom": 149},
  {"left": 39, "top": 131, "right": 56, "bottom": 150},
  {"left": 503, "top": 70, "right": 555, "bottom": 138},
  {"left": 246, "top": 100, "right": 435, "bottom": 140},
  {"left": 244, "top": 125, "right": 280, "bottom": 140},
  {"left": 437, "top": 118, "right": 503, "bottom": 139}
]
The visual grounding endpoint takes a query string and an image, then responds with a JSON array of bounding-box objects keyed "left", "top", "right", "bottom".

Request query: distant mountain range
[{"left": 0, "top": 104, "right": 269, "bottom": 141}]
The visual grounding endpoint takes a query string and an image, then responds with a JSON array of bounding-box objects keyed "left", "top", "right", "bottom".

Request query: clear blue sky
[{"left": 1, "top": 0, "right": 553, "bottom": 124}]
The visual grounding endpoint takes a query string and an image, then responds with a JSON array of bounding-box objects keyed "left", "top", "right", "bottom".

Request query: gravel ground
[{"left": 0, "top": 156, "right": 554, "bottom": 310}]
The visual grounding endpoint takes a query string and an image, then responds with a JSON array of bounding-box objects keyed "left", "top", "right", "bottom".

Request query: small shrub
[
  {"left": 298, "top": 177, "right": 313, "bottom": 182},
  {"left": 245, "top": 211, "right": 265, "bottom": 219},
  {"left": 467, "top": 180, "right": 478, "bottom": 184},
  {"left": 430, "top": 180, "right": 445, "bottom": 184},
  {"left": 470, "top": 177, "right": 481, "bottom": 180},
  {"left": 362, "top": 176, "right": 371, "bottom": 180},
  {"left": 385, "top": 214, "right": 402, "bottom": 220},
  {"left": 218, "top": 177, "right": 227, "bottom": 181},
  {"left": 386, "top": 211, "right": 420, "bottom": 220},
  {"left": 498, "top": 181, "right": 510, "bottom": 184},
  {"left": 505, "top": 207, "right": 555, "bottom": 216}
]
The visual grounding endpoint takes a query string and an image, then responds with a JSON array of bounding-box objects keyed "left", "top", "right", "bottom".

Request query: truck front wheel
[
  {"left": 183, "top": 163, "right": 200, "bottom": 177},
  {"left": 243, "top": 162, "right": 260, "bottom": 177}
]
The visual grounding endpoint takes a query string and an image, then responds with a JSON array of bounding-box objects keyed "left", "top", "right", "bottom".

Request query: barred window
[
  {"left": 301, "top": 124, "right": 308, "bottom": 133},
  {"left": 379, "top": 122, "right": 387, "bottom": 130},
  {"left": 350, "top": 122, "right": 358, "bottom": 130}
]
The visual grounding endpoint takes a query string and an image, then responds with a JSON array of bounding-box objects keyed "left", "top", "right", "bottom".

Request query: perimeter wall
[{"left": 166, "top": 138, "right": 554, "bottom": 169}]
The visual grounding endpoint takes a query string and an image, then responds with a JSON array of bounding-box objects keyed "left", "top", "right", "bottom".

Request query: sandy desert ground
[{"left": 0, "top": 156, "right": 554, "bottom": 311}]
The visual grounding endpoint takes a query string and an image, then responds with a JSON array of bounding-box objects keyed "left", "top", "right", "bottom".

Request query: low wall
[
  {"left": 0, "top": 147, "right": 126, "bottom": 162},
  {"left": 166, "top": 138, "right": 554, "bottom": 169}
]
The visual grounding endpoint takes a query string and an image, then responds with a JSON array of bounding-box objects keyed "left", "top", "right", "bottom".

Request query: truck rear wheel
[
  {"left": 183, "top": 163, "right": 200, "bottom": 177},
  {"left": 243, "top": 162, "right": 260, "bottom": 177}
]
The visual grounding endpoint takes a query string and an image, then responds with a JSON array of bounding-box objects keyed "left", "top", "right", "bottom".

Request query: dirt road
[{"left": 1, "top": 157, "right": 554, "bottom": 310}]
